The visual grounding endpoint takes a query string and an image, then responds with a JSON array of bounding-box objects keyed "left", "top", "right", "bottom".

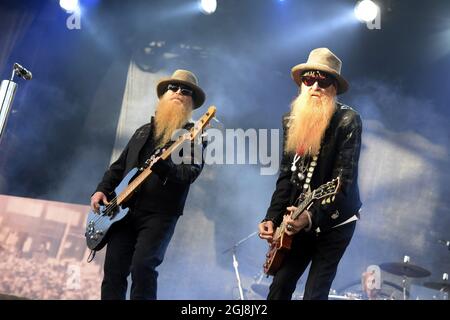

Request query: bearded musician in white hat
[
  {"left": 259, "top": 48, "right": 363, "bottom": 300},
  {"left": 91, "top": 69, "right": 207, "bottom": 300}
]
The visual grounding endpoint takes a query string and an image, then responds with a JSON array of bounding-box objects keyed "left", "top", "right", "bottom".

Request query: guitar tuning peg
[
  {"left": 321, "top": 199, "right": 326, "bottom": 205},
  {"left": 332, "top": 195, "right": 335, "bottom": 202},
  {"left": 326, "top": 197, "right": 331, "bottom": 204}
]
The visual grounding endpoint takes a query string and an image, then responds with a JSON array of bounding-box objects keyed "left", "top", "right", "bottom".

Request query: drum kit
[
  {"left": 228, "top": 231, "right": 449, "bottom": 300},
  {"left": 339, "top": 255, "right": 449, "bottom": 300},
  {"left": 248, "top": 254, "right": 449, "bottom": 300}
]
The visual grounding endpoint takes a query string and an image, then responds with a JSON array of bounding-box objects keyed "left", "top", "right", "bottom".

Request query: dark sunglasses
[
  {"left": 301, "top": 76, "right": 335, "bottom": 89},
  {"left": 167, "top": 83, "right": 193, "bottom": 96}
]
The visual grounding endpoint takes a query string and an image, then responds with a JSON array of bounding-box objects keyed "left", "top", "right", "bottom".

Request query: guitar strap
[{"left": 141, "top": 121, "right": 197, "bottom": 170}]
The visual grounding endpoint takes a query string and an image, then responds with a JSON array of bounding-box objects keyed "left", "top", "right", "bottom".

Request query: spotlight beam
[{"left": 354, "top": 0, "right": 380, "bottom": 22}]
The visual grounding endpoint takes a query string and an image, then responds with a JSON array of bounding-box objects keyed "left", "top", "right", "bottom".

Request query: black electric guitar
[
  {"left": 85, "top": 106, "right": 217, "bottom": 251},
  {"left": 263, "top": 177, "right": 340, "bottom": 275}
]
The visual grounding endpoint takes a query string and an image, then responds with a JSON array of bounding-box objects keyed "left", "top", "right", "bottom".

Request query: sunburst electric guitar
[
  {"left": 263, "top": 177, "right": 340, "bottom": 275},
  {"left": 85, "top": 106, "right": 216, "bottom": 251}
]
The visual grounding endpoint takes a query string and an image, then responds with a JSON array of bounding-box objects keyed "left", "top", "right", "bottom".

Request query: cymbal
[
  {"left": 379, "top": 262, "right": 431, "bottom": 278},
  {"left": 251, "top": 284, "right": 269, "bottom": 297},
  {"left": 423, "top": 281, "right": 450, "bottom": 292}
]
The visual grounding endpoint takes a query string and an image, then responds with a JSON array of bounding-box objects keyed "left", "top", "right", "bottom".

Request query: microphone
[{"left": 13, "top": 63, "right": 32, "bottom": 80}]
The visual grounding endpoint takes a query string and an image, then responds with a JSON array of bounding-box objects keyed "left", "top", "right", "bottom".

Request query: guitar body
[
  {"left": 85, "top": 168, "right": 138, "bottom": 251},
  {"left": 263, "top": 228, "right": 293, "bottom": 275},
  {"left": 262, "top": 177, "right": 341, "bottom": 276}
]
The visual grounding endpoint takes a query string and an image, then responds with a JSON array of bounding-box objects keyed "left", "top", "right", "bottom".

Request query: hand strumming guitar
[
  {"left": 258, "top": 220, "right": 274, "bottom": 243},
  {"left": 259, "top": 206, "right": 312, "bottom": 241},
  {"left": 90, "top": 191, "right": 109, "bottom": 213}
]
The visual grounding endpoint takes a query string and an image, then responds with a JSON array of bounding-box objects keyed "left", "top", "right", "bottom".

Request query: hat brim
[
  {"left": 156, "top": 79, "right": 205, "bottom": 109},
  {"left": 291, "top": 63, "right": 349, "bottom": 95}
]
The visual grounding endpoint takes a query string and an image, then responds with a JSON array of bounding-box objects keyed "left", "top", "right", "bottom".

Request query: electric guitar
[
  {"left": 263, "top": 177, "right": 340, "bottom": 275},
  {"left": 85, "top": 106, "right": 217, "bottom": 251}
]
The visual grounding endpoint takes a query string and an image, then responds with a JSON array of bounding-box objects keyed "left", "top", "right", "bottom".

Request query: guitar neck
[
  {"left": 291, "top": 193, "right": 313, "bottom": 220},
  {"left": 116, "top": 136, "right": 186, "bottom": 205},
  {"left": 114, "top": 105, "right": 216, "bottom": 206},
  {"left": 273, "top": 178, "right": 339, "bottom": 239},
  {"left": 274, "top": 193, "right": 313, "bottom": 239}
]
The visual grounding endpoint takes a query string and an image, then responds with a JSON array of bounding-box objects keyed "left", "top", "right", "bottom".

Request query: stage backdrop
[{"left": 0, "top": 194, "right": 104, "bottom": 299}]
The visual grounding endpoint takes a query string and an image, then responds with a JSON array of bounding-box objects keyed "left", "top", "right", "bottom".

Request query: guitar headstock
[
  {"left": 312, "top": 177, "right": 340, "bottom": 203},
  {"left": 188, "top": 106, "right": 217, "bottom": 141}
]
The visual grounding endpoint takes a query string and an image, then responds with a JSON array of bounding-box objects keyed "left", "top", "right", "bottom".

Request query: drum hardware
[
  {"left": 423, "top": 273, "right": 449, "bottom": 300},
  {"left": 379, "top": 255, "right": 431, "bottom": 300}
]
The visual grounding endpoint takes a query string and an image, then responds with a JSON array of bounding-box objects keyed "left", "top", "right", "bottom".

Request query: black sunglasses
[
  {"left": 301, "top": 75, "right": 335, "bottom": 89},
  {"left": 167, "top": 83, "right": 194, "bottom": 96}
]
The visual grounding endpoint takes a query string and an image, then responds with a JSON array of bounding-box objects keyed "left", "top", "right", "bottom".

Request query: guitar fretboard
[
  {"left": 115, "top": 106, "right": 216, "bottom": 206},
  {"left": 291, "top": 193, "right": 313, "bottom": 220},
  {"left": 116, "top": 136, "right": 185, "bottom": 205}
]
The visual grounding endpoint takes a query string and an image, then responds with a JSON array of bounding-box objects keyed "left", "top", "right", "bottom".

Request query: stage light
[
  {"left": 59, "top": 0, "right": 79, "bottom": 12},
  {"left": 199, "top": 0, "right": 217, "bottom": 15},
  {"left": 354, "top": 0, "right": 379, "bottom": 22}
]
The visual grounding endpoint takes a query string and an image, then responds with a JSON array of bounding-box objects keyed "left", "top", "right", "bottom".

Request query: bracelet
[{"left": 304, "top": 211, "right": 312, "bottom": 232}]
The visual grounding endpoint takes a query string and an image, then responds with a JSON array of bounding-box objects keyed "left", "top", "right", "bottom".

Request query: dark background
[{"left": 0, "top": 0, "right": 449, "bottom": 299}]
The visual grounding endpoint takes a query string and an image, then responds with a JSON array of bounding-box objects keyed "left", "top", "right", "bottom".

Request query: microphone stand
[
  {"left": 0, "top": 68, "right": 18, "bottom": 139},
  {"left": 222, "top": 231, "right": 257, "bottom": 300}
]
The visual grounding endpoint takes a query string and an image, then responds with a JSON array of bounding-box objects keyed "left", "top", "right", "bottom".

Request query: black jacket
[
  {"left": 95, "top": 119, "right": 204, "bottom": 215},
  {"left": 265, "top": 102, "right": 363, "bottom": 232}
]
